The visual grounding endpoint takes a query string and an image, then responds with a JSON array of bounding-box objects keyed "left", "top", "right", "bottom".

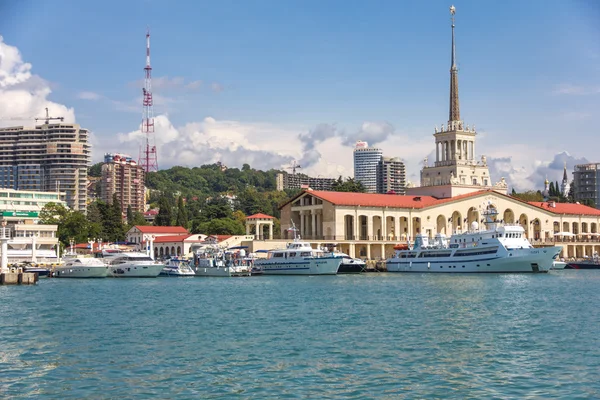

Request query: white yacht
[
  {"left": 53, "top": 255, "right": 108, "bottom": 278},
  {"left": 255, "top": 229, "right": 342, "bottom": 275},
  {"left": 386, "top": 207, "right": 562, "bottom": 273},
  {"left": 159, "top": 257, "right": 195, "bottom": 277},
  {"left": 105, "top": 252, "right": 165, "bottom": 278},
  {"left": 193, "top": 245, "right": 251, "bottom": 277}
]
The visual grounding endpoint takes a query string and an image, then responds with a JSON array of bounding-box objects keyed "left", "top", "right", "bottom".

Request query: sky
[{"left": 0, "top": 0, "right": 599, "bottom": 191}]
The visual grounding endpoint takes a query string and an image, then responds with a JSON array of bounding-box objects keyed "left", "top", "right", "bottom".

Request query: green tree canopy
[{"left": 332, "top": 176, "right": 366, "bottom": 193}]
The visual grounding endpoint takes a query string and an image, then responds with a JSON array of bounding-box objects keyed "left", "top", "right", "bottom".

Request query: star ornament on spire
[{"left": 450, "top": 5, "right": 456, "bottom": 15}]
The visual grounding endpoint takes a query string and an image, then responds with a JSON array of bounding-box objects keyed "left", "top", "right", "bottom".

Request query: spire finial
[{"left": 448, "top": 5, "right": 460, "bottom": 124}]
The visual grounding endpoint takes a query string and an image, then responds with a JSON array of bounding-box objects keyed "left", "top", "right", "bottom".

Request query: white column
[
  {"left": 246, "top": 224, "right": 250, "bottom": 235},
  {"left": 269, "top": 223, "right": 273, "bottom": 240},
  {"left": 311, "top": 211, "right": 316, "bottom": 238},
  {"left": 436, "top": 142, "right": 440, "bottom": 162},
  {"left": 1, "top": 226, "right": 9, "bottom": 272},
  {"left": 394, "top": 217, "right": 400, "bottom": 240},
  {"left": 367, "top": 216, "right": 373, "bottom": 240},
  {"left": 300, "top": 212, "right": 305, "bottom": 238},
  {"left": 472, "top": 141, "right": 476, "bottom": 160},
  {"left": 32, "top": 235, "right": 38, "bottom": 263},
  {"left": 381, "top": 214, "right": 387, "bottom": 240},
  {"left": 256, "top": 223, "right": 261, "bottom": 240}
]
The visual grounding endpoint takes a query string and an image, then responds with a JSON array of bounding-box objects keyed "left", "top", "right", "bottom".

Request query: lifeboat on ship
[{"left": 393, "top": 243, "right": 409, "bottom": 251}]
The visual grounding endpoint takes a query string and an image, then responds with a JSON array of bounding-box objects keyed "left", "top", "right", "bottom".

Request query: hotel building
[
  {"left": 0, "top": 123, "right": 91, "bottom": 212},
  {"left": 101, "top": 153, "right": 145, "bottom": 214}
]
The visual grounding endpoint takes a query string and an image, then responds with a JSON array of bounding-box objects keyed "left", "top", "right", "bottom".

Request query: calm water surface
[{"left": 1, "top": 271, "right": 599, "bottom": 399}]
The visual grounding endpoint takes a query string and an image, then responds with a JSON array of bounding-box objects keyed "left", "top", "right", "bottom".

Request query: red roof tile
[
  {"left": 152, "top": 234, "right": 192, "bottom": 243},
  {"left": 287, "top": 190, "right": 491, "bottom": 209},
  {"left": 247, "top": 213, "right": 275, "bottom": 219},
  {"left": 528, "top": 202, "right": 600, "bottom": 216},
  {"left": 134, "top": 226, "right": 190, "bottom": 234}
]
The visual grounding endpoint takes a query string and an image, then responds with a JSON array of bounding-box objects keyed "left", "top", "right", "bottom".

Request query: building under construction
[
  {"left": 101, "top": 153, "right": 145, "bottom": 215},
  {"left": 0, "top": 122, "right": 91, "bottom": 212},
  {"left": 276, "top": 172, "right": 336, "bottom": 191}
]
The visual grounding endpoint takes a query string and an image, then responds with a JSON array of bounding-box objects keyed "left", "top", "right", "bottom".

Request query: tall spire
[
  {"left": 449, "top": 5, "right": 460, "bottom": 124},
  {"left": 563, "top": 161, "right": 568, "bottom": 181}
]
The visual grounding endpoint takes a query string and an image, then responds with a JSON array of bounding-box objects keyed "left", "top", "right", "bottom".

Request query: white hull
[
  {"left": 107, "top": 263, "right": 164, "bottom": 278},
  {"left": 160, "top": 269, "right": 195, "bottom": 277},
  {"left": 256, "top": 257, "right": 341, "bottom": 275},
  {"left": 53, "top": 265, "right": 108, "bottom": 278},
  {"left": 551, "top": 261, "right": 567, "bottom": 270},
  {"left": 193, "top": 265, "right": 250, "bottom": 277},
  {"left": 386, "top": 246, "right": 561, "bottom": 273}
]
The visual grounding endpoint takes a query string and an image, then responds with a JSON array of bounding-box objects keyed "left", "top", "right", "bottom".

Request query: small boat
[
  {"left": 105, "top": 252, "right": 165, "bottom": 278},
  {"left": 193, "top": 245, "right": 252, "bottom": 277},
  {"left": 551, "top": 261, "right": 567, "bottom": 270},
  {"left": 320, "top": 244, "right": 365, "bottom": 274},
  {"left": 159, "top": 257, "right": 195, "bottom": 276},
  {"left": 53, "top": 256, "right": 108, "bottom": 278},
  {"left": 566, "top": 253, "right": 600, "bottom": 269}
]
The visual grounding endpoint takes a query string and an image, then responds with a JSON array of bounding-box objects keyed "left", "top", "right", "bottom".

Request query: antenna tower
[{"left": 139, "top": 29, "right": 158, "bottom": 172}]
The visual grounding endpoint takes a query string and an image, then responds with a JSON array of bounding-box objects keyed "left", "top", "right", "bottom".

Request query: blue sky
[{"left": 0, "top": 0, "right": 599, "bottom": 190}]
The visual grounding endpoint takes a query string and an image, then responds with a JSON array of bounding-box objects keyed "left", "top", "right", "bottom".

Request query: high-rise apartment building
[
  {"left": 276, "top": 172, "right": 336, "bottom": 191},
  {"left": 0, "top": 123, "right": 91, "bottom": 212},
  {"left": 353, "top": 141, "right": 382, "bottom": 193},
  {"left": 101, "top": 153, "right": 146, "bottom": 214},
  {"left": 377, "top": 157, "right": 406, "bottom": 195},
  {"left": 573, "top": 163, "right": 600, "bottom": 208}
]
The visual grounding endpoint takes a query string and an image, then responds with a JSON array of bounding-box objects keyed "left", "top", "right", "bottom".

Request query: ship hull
[
  {"left": 386, "top": 246, "right": 561, "bottom": 273},
  {"left": 256, "top": 257, "right": 341, "bottom": 275},
  {"left": 565, "top": 262, "right": 600, "bottom": 270}
]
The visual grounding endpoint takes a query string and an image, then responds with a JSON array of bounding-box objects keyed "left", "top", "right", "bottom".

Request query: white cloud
[
  {"left": 77, "top": 91, "right": 102, "bottom": 100},
  {"left": 0, "top": 36, "right": 75, "bottom": 126},
  {"left": 211, "top": 82, "right": 224, "bottom": 93},
  {"left": 553, "top": 83, "right": 600, "bottom": 95}
]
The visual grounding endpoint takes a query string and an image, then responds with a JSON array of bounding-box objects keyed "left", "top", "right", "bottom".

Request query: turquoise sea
[{"left": 1, "top": 271, "right": 599, "bottom": 399}]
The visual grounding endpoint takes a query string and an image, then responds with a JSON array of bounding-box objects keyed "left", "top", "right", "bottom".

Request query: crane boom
[{"left": 34, "top": 107, "right": 64, "bottom": 125}]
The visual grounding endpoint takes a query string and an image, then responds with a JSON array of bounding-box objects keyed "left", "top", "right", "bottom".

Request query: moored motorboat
[
  {"left": 105, "top": 252, "right": 164, "bottom": 277},
  {"left": 159, "top": 257, "right": 195, "bottom": 276},
  {"left": 53, "top": 256, "right": 108, "bottom": 278},
  {"left": 551, "top": 261, "right": 567, "bottom": 270},
  {"left": 386, "top": 206, "right": 561, "bottom": 273},
  {"left": 193, "top": 245, "right": 252, "bottom": 277}
]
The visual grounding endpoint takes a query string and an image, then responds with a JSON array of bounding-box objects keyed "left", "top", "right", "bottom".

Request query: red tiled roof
[
  {"left": 212, "top": 235, "right": 233, "bottom": 241},
  {"left": 288, "top": 190, "right": 491, "bottom": 209},
  {"left": 247, "top": 213, "right": 275, "bottom": 219},
  {"left": 152, "top": 234, "right": 192, "bottom": 243},
  {"left": 134, "top": 226, "right": 190, "bottom": 234},
  {"left": 144, "top": 210, "right": 158, "bottom": 216},
  {"left": 528, "top": 202, "right": 600, "bottom": 216}
]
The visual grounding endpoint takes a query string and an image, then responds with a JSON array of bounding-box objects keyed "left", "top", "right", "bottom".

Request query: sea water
[{"left": 0, "top": 271, "right": 599, "bottom": 398}]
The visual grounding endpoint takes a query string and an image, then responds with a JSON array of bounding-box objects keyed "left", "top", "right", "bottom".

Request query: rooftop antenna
[{"left": 138, "top": 28, "right": 158, "bottom": 173}]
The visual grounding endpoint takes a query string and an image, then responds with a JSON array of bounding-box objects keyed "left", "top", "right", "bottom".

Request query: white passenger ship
[
  {"left": 255, "top": 227, "right": 342, "bottom": 275},
  {"left": 386, "top": 207, "right": 562, "bottom": 273}
]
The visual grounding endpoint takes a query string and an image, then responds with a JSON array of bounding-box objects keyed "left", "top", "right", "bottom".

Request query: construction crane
[
  {"left": 35, "top": 107, "right": 64, "bottom": 125},
  {"left": 286, "top": 160, "right": 302, "bottom": 175}
]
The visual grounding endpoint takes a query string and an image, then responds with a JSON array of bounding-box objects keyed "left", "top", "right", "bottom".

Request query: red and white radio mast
[{"left": 139, "top": 28, "right": 158, "bottom": 172}]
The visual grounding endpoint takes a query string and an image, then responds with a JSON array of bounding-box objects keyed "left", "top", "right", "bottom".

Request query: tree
[
  {"left": 549, "top": 181, "right": 556, "bottom": 197},
  {"left": 568, "top": 179, "right": 575, "bottom": 202},
  {"left": 126, "top": 204, "right": 134, "bottom": 226},
  {"left": 88, "top": 162, "right": 103, "bottom": 177},
  {"left": 155, "top": 196, "right": 173, "bottom": 226},
  {"left": 332, "top": 176, "right": 366, "bottom": 193},
  {"left": 511, "top": 190, "right": 544, "bottom": 202},
  {"left": 193, "top": 218, "right": 245, "bottom": 235},
  {"left": 176, "top": 196, "right": 189, "bottom": 228}
]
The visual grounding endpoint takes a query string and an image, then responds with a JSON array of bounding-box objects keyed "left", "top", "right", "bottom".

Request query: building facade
[
  {"left": 0, "top": 123, "right": 91, "bottom": 212},
  {"left": 573, "top": 163, "right": 599, "bottom": 208},
  {"left": 278, "top": 189, "right": 600, "bottom": 260},
  {"left": 276, "top": 172, "right": 336, "bottom": 191},
  {"left": 101, "top": 153, "right": 145, "bottom": 214},
  {"left": 377, "top": 157, "right": 406, "bottom": 195},
  {"left": 353, "top": 141, "right": 383, "bottom": 193}
]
